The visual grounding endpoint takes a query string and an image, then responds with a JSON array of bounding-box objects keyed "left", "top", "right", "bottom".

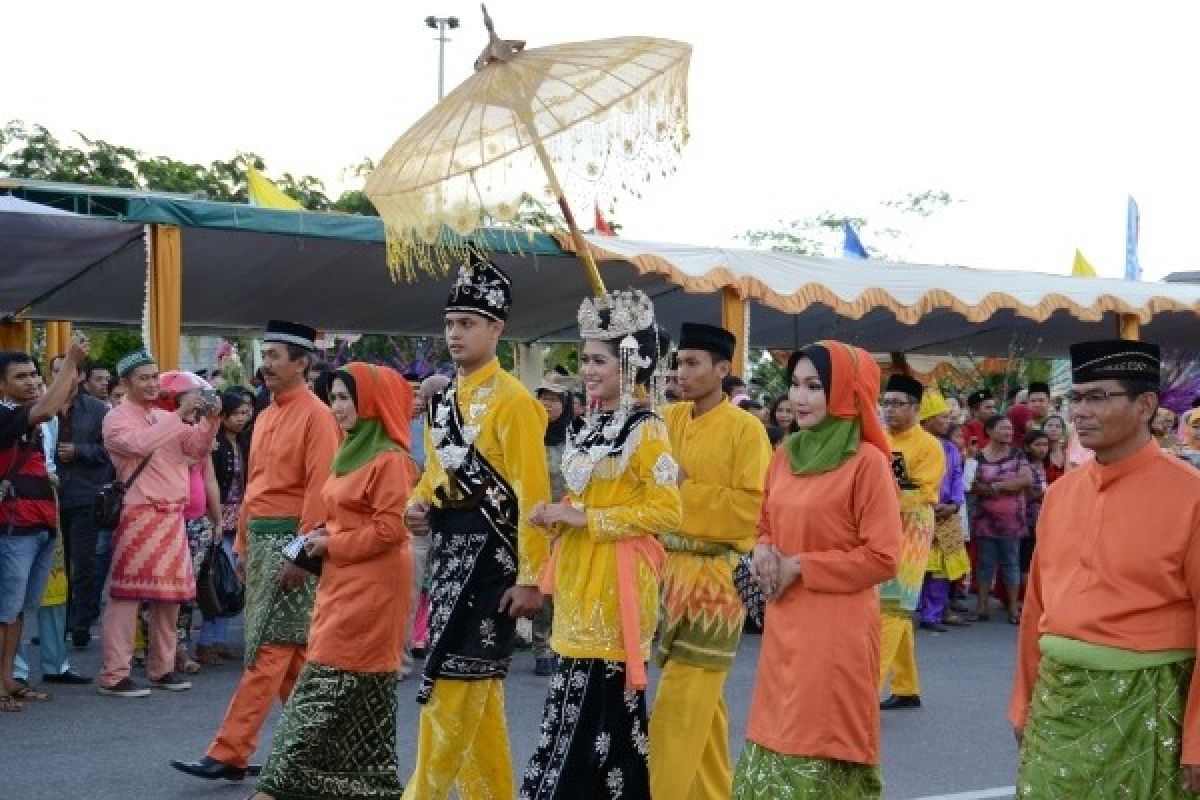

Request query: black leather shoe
[
  {"left": 71, "top": 628, "right": 91, "bottom": 649},
  {"left": 919, "top": 621, "right": 948, "bottom": 633},
  {"left": 169, "top": 756, "right": 246, "bottom": 781},
  {"left": 44, "top": 670, "right": 92, "bottom": 685},
  {"left": 880, "top": 694, "right": 922, "bottom": 710}
]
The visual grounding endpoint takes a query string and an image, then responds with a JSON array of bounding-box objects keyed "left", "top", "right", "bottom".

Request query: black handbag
[
  {"left": 197, "top": 540, "right": 245, "bottom": 619},
  {"left": 91, "top": 452, "right": 153, "bottom": 529}
]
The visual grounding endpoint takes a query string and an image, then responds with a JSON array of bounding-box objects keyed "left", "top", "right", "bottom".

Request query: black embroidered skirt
[{"left": 519, "top": 657, "right": 651, "bottom": 800}]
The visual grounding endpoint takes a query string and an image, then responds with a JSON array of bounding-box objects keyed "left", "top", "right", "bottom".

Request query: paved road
[{"left": 8, "top": 615, "right": 1019, "bottom": 799}]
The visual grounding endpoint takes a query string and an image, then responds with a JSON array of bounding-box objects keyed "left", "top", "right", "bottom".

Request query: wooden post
[
  {"left": 44, "top": 321, "right": 73, "bottom": 367},
  {"left": 148, "top": 224, "right": 183, "bottom": 370},
  {"left": 0, "top": 320, "right": 32, "bottom": 353},
  {"left": 1117, "top": 312, "right": 1140, "bottom": 341},
  {"left": 721, "top": 287, "right": 748, "bottom": 378}
]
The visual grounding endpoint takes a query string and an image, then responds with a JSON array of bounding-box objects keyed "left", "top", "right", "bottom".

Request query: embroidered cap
[
  {"left": 918, "top": 389, "right": 951, "bottom": 421},
  {"left": 1070, "top": 339, "right": 1160, "bottom": 384},
  {"left": 264, "top": 320, "right": 318, "bottom": 352},
  {"left": 117, "top": 349, "right": 155, "bottom": 378},
  {"left": 445, "top": 248, "right": 512, "bottom": 322}
]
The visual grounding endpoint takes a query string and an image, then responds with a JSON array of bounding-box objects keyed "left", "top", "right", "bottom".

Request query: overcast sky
[{"left": 7, "top": 1, "right": 1198, "bottom": 279}]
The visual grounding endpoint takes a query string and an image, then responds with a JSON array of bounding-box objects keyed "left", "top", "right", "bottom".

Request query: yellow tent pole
[
  {"left": 721, "top": 287, "right": 748, "bottom": 378},
  {"left": 148, "top": 224, "right": 183, "bottom": 370},
  {"left": 0, "top": 320, "right": 32, "bottom": 353},
  {"left": 1118, "top": 313, "right": 1140, "bottom": 341},
  {"left": 44, "top": 321, "right": 73, "bottom": 364}
]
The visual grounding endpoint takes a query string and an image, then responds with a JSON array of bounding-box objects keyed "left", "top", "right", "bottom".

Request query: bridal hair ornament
[{"left": 578, "top": 288, "right": 656, "bottom": 416}]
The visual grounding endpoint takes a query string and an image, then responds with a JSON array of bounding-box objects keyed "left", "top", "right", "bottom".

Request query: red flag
[{"left": 594, "top": 205, "right": 616, "bottom": 236}]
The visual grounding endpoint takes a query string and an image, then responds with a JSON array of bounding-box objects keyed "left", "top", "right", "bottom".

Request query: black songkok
[
  {"left": 1070, "top": 340, "right": 1160, "bottom": 384},
  {"left": 885, "top": 373, "right": 925, "bottom": 402}
]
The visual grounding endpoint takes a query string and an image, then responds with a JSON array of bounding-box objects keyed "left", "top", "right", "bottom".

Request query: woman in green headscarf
[
  {"left": 734, "top": 342, "right": 902, "bottom": 800},
  {"left": 255, "top": 362, "right": 417, "bottom": 800}
]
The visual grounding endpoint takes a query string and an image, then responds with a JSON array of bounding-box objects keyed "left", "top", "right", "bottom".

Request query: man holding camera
[{"left": 97, "top": 349, "right": 221, "bottom": 698}]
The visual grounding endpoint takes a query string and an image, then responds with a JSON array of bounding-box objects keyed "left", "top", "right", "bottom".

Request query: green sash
[{"left": 244, "top": 517, "right": 317, "bottom": 666}]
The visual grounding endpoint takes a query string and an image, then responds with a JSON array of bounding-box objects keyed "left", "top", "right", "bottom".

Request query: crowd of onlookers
[{"left": 5, "top": 346, "right": 1200, "bottom": 712}]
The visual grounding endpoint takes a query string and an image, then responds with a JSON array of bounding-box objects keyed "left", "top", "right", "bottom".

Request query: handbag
[
  {"left": 733, "top": 553, "right": 765, "bottom": 630},
  {"left": 91, "top": 452, "right": 153, "bottom": 529},
  {"left": 196, "top": 539, "right": 245, "bottom": 619}
]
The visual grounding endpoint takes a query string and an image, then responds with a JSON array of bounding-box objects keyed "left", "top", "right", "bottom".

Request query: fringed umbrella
[{"left": 365, "top": 4, "right": 691, "bottom": 295}]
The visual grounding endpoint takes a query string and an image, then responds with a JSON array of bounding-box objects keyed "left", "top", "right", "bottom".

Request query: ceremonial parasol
[{"left": 365, "top": 4, "right": 691, "bottom": 295}]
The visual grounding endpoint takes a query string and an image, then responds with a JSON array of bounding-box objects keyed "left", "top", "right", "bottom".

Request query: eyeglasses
[
  {"left": 880, "top": 399, "right": 915, "bottom": 409},
  {"left": 1067, "top": 390, "right": 1133, "bottom": 407}
]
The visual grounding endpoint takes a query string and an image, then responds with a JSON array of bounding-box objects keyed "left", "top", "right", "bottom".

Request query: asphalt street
[{"left": 6, "top": 614, "right": 1020, "bottom": 800}]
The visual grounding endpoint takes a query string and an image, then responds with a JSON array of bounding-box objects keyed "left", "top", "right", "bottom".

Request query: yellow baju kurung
[
  {"left": 523, "top": 408, "right": 682, "bottom": 800},
  {"left": 650, "top": 399, "right": 772, "bottom": 800},
  {"left": 403, "top": 358, "right": 551, "bottom": 800}
]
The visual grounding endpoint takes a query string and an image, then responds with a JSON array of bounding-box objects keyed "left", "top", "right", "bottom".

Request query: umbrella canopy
[{"left": 366, "top": 8, "right": 690, "bottom": 288}]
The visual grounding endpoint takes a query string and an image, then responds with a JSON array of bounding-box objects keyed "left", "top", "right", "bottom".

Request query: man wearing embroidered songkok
[
  {"left": 172, "top": 320, "right": 340, "bottom": 781},
  {"left": 878, "top": 373, "right": 945, "bottom": 711},
  {"left": 1010, "top": 339, "right": 1200, "bottom": 797},
  {"left": 648, "top": 322, "right": 772, "bottom": 800},
  {"left": 402, "top": 249, "right": 551, "bottom": 800}
]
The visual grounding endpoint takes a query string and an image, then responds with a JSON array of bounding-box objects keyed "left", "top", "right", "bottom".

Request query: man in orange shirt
[
  {"left": 172, "top": 320, "right": 341, "bottom": 782},
  {"left": 1010, "top": 339, "right": 1200, "bottom": 796}
]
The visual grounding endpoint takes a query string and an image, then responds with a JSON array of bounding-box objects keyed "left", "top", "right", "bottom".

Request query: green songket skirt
[
  {"left": 732, "top": 742, "right": 882, "bottom": 800},
  {"left": 1018, "top": 634, "right": 1197, "bottom": 799},
  {"left": 258, "top": 662, "right": 402, "bottom": 800}
]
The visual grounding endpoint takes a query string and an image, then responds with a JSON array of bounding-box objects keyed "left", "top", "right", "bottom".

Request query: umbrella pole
[{"left": 525, "top": 128, "right": 607, "bottom": 297}]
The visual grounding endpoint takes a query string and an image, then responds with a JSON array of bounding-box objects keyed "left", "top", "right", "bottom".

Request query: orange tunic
[
  {"left": 745, "top": 446, "right": 901, "bottom": 765},
  {"left": 234, "top": 385, "right": 341, "bottom": 557},
  {"left": 307, "top": 449, "right": 418, "bottom": 674},
  {"left": 1009, "top": 440, "right": 1200, "bottom": 762}
]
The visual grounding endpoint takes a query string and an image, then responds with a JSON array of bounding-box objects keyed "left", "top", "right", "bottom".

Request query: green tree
[{"left": 739, "top": 190, "right": 956, "bottom": 259}]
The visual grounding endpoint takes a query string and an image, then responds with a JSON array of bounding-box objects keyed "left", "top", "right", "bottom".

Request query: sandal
[
  {"left": 1008, "top": 612, "right": 1022, "bottom": 625},
  {"left": 0, "top": 694, "right": 22, "bottom": 712},
  {"left": 9, "top": 684, "right": 50, "bottom": 701},
  {"left": 195, "top": 646, "right": 226, "bottom": 666},
  {"left": 176, "top": 645, "right": 202, "bottom": 675}
]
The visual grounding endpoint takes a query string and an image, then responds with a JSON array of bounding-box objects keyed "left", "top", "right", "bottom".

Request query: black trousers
[{"left": 62, "top": 504, "right": 101, "bottom": 633}]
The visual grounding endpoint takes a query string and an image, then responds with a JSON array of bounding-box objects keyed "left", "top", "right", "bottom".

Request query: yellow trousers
[
  {"left": 402, "top": 678, "right": 513, "bottom": 800},
  {"left": 879, "top": 613, "right": 920, "bottom": 696},
  {"left": 648, "top": 661, "right": 733, "bottom": 800}
]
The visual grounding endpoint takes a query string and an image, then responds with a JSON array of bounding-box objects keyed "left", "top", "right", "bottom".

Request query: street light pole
[{"left": 425, "top": 15, "right": 460, "bottom": 99}]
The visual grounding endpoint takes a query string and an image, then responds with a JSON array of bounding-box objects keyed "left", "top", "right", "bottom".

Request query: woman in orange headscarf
[
  {"left": 255, "top": 363, "right": 417, "bottom": 800},
  {"left": 734, "top": 342, "right": 901, "bottom": 799}
]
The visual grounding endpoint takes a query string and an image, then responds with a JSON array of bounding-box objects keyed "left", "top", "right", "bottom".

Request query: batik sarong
[
  {"left": 177, "top": 516, "right": 215, "bottom": 641},
  {"left": 109, "top": 501, "right": 195, "bottom": 603},
  {"left": 1018, "top": 634, "right": 1196, "bottom": 799},
  {"left": 878, "top": 490, "right": 935, "bottom": 614},
  {"left": 520, "top": 657, "right": 651, "bottom": 800},
  {"left": 657, "top": 534, "right": 744, "bottom": 671},
  {"left": 244, "top": 516, "right": 316, "bottom": 666},
  {"left": 732, "top": 742, "right": 882, "bottom": 800},
  {"left": 258, "top": 662, "right": 402, "bottom": 800},
  {"left": 926, "top": 513, "right": 970, "bottom": 581}
]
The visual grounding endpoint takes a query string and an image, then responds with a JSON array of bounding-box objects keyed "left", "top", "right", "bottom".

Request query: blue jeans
[
  {"left": 0, "top": 530, "right": 55, "bottom": 624},
  {"left": 91, "top": 528, "right": 113, "bottom": 615},
  {"left": 14, "top": 604, "right": 70, "bottom": 680},
  {"left": 976, "top": 536, "right": 1022, "bottom": 589}
]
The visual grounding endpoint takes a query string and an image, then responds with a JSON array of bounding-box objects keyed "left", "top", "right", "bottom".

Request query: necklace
[
  {"left": 430, "top": 374, "right": 496, "bottom": 472},
  {"left": 561, "top": 406, "right": 629, "bottom": 494}
]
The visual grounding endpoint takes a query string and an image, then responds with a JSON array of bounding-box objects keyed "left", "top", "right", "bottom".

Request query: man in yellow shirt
[
  {"left": 649, "top": 323, "right": 773, "bottom": 800},
  {"left": 402, "top": 252, "right": 551, "bottom": 800},
  {"left": 879, "top": 373, "right": 945, "bottom": 710}
]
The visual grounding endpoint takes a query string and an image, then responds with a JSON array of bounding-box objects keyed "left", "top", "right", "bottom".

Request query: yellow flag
[
  {"left": 1071, "top": 248, "right": 1097, "bottom": 277},
  {"left": 247, "top": 167, "right": 304, "bottom": 211}
]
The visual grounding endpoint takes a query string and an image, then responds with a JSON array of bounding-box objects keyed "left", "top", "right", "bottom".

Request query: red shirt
[{"left": 963, "top": 418, "right": 989, "bottom": 450}]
